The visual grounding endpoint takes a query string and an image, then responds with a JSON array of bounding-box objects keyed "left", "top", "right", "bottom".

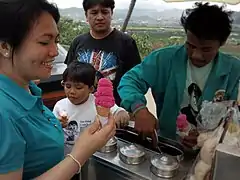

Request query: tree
[
  {"left": 59, "top": 16, "right": 152, "bottom": 58},
  {"left": 131, "top": 33, "right": 153, "bottom": 58},
  {"left": 121, "top": 0, "right": 137, "bottom": 32},
  {"left": 58, "top": 17, "right": 89, "bottom": 46}
]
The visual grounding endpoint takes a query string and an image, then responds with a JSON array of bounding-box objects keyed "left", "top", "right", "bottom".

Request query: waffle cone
[{"left": 96, "top": 106, "right": 110, "bottom": 117}]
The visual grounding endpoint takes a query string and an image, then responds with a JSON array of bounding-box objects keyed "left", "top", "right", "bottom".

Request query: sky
[{"left": 49, "top": 0, "right": 240, "bottom": 11}]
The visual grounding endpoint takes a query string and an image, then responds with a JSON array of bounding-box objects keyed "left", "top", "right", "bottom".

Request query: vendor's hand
[
  {"left": 134, "top": 108, "right": 158, "bottom": 146},
  {"left": 58, "top": 115, "right": 68, "bottom": 128},
  {"left": 182, "top": 129, "right": 199, "bottom": 148},
  {"left": 71, "top": 114, "right": 116, "bottom": 165},
  {"left": 114, "top": 110, "right": 130, "bottom": 128}
]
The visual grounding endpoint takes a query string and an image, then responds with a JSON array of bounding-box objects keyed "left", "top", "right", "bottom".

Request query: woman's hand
[
  {"left": 70, "top": 114, "right": 116, "bottom": 165},
  {"left": 114, "top": 110, "right": 130, "bottom": 128}
]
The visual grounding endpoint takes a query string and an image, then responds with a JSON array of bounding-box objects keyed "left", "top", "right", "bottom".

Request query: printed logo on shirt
[
  {"left": 77, "top": 49, "right": 118, "bottom": 81},
  {"left": 64, "top": 120, "right": 79, "bottom": 145},
  {"left": 79, "top": 120, "right": 92, "bottom": 132},
  {"left": 64, "top": 120, "right": 93, "bottom": 145},
  {"left": 181, "top": 83, "right": 202, "bottom": 126}
]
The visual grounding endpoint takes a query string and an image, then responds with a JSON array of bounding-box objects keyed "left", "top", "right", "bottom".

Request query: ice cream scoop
[
  {"left": 59, "top": 110, "right": 68, "bottom": 118},
  {"left": 95, "top": 78, "right": 115, "bottom": 126}
]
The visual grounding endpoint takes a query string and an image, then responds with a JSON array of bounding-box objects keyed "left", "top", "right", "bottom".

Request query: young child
[{"left": 53, "top": 61, "right": 130, "bottom": 151}]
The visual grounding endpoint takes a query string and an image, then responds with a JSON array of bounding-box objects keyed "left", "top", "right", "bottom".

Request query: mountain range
[{"left": 59, "top": 8, "right": 240, "bottom": 26}]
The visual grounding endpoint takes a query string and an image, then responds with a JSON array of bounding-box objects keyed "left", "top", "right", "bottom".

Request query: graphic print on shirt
[
  {"left": 79, "top": 120, "right": 92, "bottom": 132},
  {"left": 77, "top": 49, "right": 118, "bottom": 81},
  {"left": 181, "top": 83, "right": 202, "bottom": 126},
  {"left": 64, "top": 120, "right": 79, "bottom": 145}
]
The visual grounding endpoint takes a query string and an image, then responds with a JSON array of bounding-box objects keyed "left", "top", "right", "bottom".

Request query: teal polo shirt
[{"left": 0, "top": 75, "right": 64, "bottom": 179}]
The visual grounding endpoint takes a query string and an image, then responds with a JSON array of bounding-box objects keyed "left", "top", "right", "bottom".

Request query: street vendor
[{"left": 117, "top": 2, "right": 240, "bottom": 146}]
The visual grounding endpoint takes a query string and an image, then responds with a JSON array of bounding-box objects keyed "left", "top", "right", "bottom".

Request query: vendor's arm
[
  {"left": 118, "top": 49, "right": 171, "bottom": 140},
  {"left": 118, "top": 51, "right": 160, "bottom": 114}
]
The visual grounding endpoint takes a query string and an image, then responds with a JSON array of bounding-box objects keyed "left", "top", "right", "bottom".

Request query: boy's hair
[
  {"left": 180, "top": 2, "right": 233, "bottom": 45},
  {"left": 83, "top": 0, "right": 115, "bottom": 12},
  {"left": 63, "top": 61, "right": 96, "bottom": 87}
]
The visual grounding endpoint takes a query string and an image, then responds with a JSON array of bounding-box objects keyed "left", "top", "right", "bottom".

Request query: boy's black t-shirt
[{"left": 64, "top": 29, "right": 141, "bottom": 105}]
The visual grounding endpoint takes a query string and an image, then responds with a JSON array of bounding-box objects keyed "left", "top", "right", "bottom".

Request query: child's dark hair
[
  {"left": 63, "top": 61, "right": 96, "bottom": 87},
  {"left": 180, "top": 2, "right": 233, "bottom": 45},
  {"left": 83, "top": 0, "right": 115, "bottom": 12}
]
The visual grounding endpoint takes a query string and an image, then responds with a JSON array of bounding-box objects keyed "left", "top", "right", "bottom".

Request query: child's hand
[
  {"left": 114, "top": 110, "right": 130, "bottom": 128},
  {"left": 59, "top": 116, "right": 68, "bottom": 128},
  {"left": 59, "top": 111, "right": 68, "bottom": 128}
]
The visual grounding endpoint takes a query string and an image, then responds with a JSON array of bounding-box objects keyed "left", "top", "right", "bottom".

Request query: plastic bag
[
  {"left": 222, "top": 104, "right": 240, "bottom": 148},
  {"left": 196, "top": 101, "right": 235, "bottom": 132},
  {"left": 188, "top": 102, "right": 240, "bottom": 180}
]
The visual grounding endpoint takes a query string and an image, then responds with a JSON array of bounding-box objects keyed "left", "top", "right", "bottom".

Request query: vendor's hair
[
  {"left": 180, "top": 2, "right": 233, "bottom": 45},
  {"left": 63, "top": 61, "right": 96, "bottom": 87},
  {"left": 0, "top": 0, "right": 60, "bottom": 57},
  {"left": 83, "top": 0, "right": 115, "bottom": 12}
]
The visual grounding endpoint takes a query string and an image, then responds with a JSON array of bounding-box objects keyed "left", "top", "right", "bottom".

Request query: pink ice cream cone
[{"left": 95, "top": 78, "right": 115, "bottom": 126}]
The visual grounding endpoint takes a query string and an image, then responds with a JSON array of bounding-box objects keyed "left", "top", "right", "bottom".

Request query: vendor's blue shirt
[{"left": 0, "top": 75, "right": 64, "bottom": 180}]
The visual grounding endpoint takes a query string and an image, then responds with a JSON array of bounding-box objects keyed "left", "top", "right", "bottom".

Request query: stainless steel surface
[
  {"left": 154, "top": 129, "right": 163, "bottom": 155},
  {"left": 212, "top": 144, "right": 240, "bottom": 180},
  {"left": 150, "top": 165, "right": 178, "bottom": 179},
  {"left": 118, "top": 124, "right": 184, "bottom": 162},
  {"left": 92, "top": 138, "right": 194, "bottom": 180},
  {"left": 119, "top": 144, "right": 146, "bottom": 165},
  {"left": 99, "top": 137, "right": 118, "bottom": 153},
  {"left": 158, "top": 140, "right": 184, "bottom": 162},
  {"left": 150, "top": 154, "right": 179, "bottom": 178}
]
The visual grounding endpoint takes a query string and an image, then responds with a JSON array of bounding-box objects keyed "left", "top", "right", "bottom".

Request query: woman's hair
[
  {"left": 181, "top": 2, "right": 233, "bottom": 44},
  {"left": 63, "top": 61, "right": 96, "bottom": 87},
  {"left": 83, "top": 0, "right": 115, "bottom": 12},
  {"left": 0, "top": 0, "right": 60, "bottom": 55}
]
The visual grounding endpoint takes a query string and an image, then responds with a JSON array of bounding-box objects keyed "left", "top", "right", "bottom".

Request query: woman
[{"left": 0, "top": 0, "right": 115, "bottom": 179}]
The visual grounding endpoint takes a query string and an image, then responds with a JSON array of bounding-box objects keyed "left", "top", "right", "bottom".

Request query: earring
[{"left": 4, "top": 52, "right": 9, "bottom": 57}]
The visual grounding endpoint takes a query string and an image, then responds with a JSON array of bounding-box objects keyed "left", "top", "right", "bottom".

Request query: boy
[
  {"left": 53, "top": 61, "right": 129, "bottom": 151},
  {"left": 53, "top": 61, "right": 129, "bottom": 180}
]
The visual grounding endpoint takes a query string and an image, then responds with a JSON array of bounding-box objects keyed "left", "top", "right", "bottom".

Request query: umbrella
[{"left": 162, "top": 0, "right": 240, "bottom": 5}]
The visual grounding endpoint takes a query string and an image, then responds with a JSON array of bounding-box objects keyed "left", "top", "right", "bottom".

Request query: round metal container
[
  {"left": 150, "top": 154, "right": 179, "bottom": 178},
  {"left": 158, "top": 142, "right": 184, "bottom": 162},
  {"left": 99, "top": 136, "right": 117, "bottom": 153},
  {"left": 119, "top": 143, "right": 145, "bottom": 165}
]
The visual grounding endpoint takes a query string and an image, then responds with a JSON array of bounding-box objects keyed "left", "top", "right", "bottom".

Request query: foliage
[
  {"left": 59, "top": 17, "right": 153, "bottom": 58},
  {"left": 58, "top": 17, "right": 89, "bottom": 45},
  {"left": 131, "top": 33, "right": 153, "bottom": 58},
  {"left": 58, "top": 17, "right": 240, "bottom": 59}
]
